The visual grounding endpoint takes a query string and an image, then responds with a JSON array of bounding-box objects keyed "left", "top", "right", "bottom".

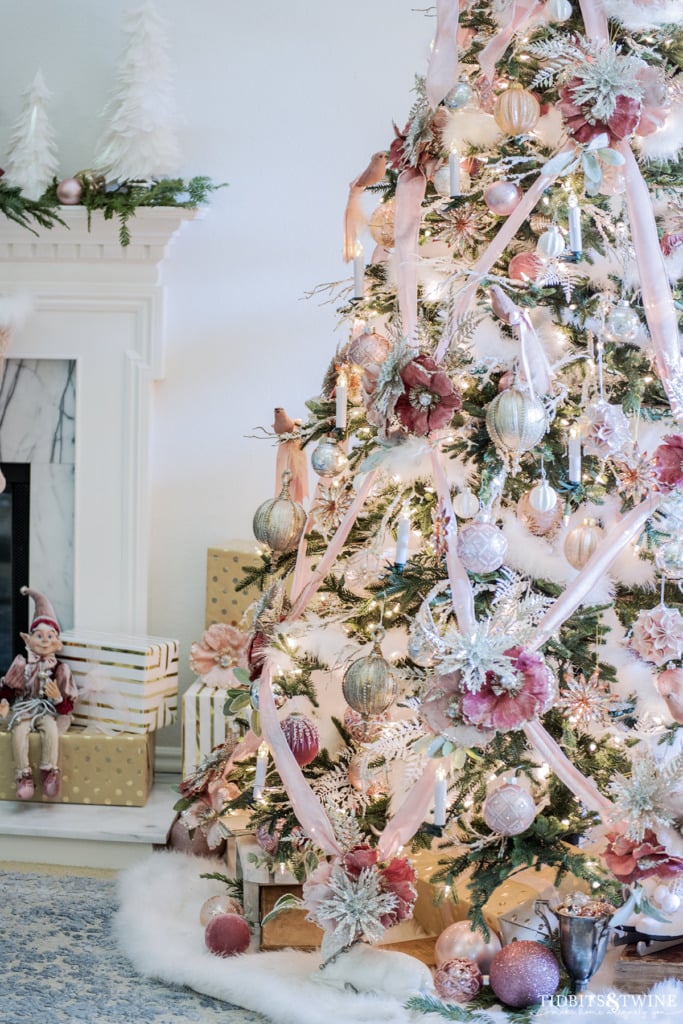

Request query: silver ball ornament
[
  {"left": 486, "top": 386, "right": 548, "bottom": 468},
  {"left": 656, "top": 539, "right": 683, "bottom": 582},
  {"left": 56, "top": 177, "right": 84, "bottom": 205},
  {"left": 253, "top": 470, "right": 307, "bottom": 552},
  {"left": 311, "top": 436, "right": 348, "bottom": 478},
  {"left": 342, "top": 627, "right": 397, "bottom": 717},
  {"left": 445, "top": 82, "right": 475, "bottom": 110},
  {"left": 604, "top": 301, "right": 640, "bottom": 343},
  {"left": 249, "top": 679, "right": 286, "bottom": 710}
]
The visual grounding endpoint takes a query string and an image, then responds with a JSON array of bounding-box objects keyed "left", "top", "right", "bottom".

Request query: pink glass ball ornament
[
  {"left": 56, "top": 177, "right": 83, "bottom": 205},
  {"left": 536, "top": 225, "right": 565, "bottom": 259},
  {"left": 204, "top": 913, "right": 251, "bottom": 957},
  {"left": 435, "top": 921, "right": 502, "bottom": 974},
  {"left": 434, "top": 957, "right": 483, "bottom": 1003},
  {"left": 657, "top": 668, "right": 683, "bottom": 725},
  {"left": 508, "top": 252, "right": 542, "bottom": 283},
  {"left": 342, "top": 705, "right": 388, "bottom": 743},
  {"left": 281, "top": 714, "right": 320, "bottom": 766},
  {"left": 200, "top": 894, "right": 243, "bottom": 926},
  {"left": 484, "top": 181, "right": 523, "bottom": 216},
  {"left": 456, "top": 513, "right": 508, "bottom": 574},
  {"left": 489, "top": 941, "right": 560, "bottom": 1008},
  {"left": 483, "top": 780, "right": 537, "bottom": 836}
]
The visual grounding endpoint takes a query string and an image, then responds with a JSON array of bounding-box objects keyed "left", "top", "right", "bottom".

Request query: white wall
[{"left": 0, "top": 1, "right": 434, "bottom": 751}]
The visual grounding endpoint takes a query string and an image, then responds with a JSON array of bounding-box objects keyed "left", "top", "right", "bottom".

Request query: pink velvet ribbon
[
  {"left": 377, "top": 758, "right": 442, "bottom": 860},
  {"left": 531, "top": 495, "right": 660, "bottom": 651},
  {"left": 289, "top": 470, "right": 378, "bottom": 621},
  {"left": 434, "top": 171, "right": 555, "bottom": 362},
  {"left": 426, "top": 0, "right": 462, "bottom": 110},
  {"left": 523, "top": 719, "right": 614, "bottom": 817},
  {"left": 489, "top": 285, "right": 552, "bottom": 398},
  {"left": 477, "top": 0, "right": 545, "bottom": 84},
  {"left": 220, "top": 729, "right": 262, "bottom": 781},
  {"left": 259, "top": 660, "right": 343, "bottom": 856},
  {"left": 275, "top": 438, "right": 308, "bottom": 505},
  {"left": 430, "top": 446, "right": 476, "bottom": 635},
  {"left": 394, "top": 168, "right": 427, "bottom": 347}
]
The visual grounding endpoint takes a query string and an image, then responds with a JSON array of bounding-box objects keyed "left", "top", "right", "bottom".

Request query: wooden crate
[
  {"left": 615, "top": 942, "right": 683, "bottom": 992},
  {"left": 260, "top": 884, "right": 323, "bottom": 951}
]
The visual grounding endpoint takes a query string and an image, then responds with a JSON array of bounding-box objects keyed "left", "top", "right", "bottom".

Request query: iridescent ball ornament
[
  {"left": 457, "top": 513, "right": 508, "bottom": 574},
  {"left": 656, "top": 538, "right": 683, "bottom": 582},
  {"left": 342, "top": 706, "right": 388, "bottom": 743},
  {"left": 604, "top": 300, "right": 640, "bottom": 343},
  {"left": 486, "top": 385, "right": 548, "bottom": 470},
  {"left": 311, "top": 436, "right": 349, "bottom": 478},
  {"left": 434, "top": 957, "right": 483, "bottom": 1003},
  {"left": 342, "top": 627, "right": 397, "bottom": 717},
  {"left": 200, "top": 894, "right": 243, "bottom": 926},
  {"left": 435, "top": 921, "right": 502, "bottom": 974},
  {"left": 489, "top": 941, "right": 560, "bottom": 1008},
  {"left": 483, "top": 779, "right": 537, "bottom": 836},
  {"left": 445, "top": 81, "right": 475, "bottom": 110},
  {"left": 484, "top": 181, "right": 523, "bottom": 216},
  {"left": 253, "top": 470, "right": 307, "bottom": 552}
]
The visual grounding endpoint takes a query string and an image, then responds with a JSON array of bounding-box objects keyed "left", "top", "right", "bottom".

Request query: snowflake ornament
[
  {"left": 608, "top": 751, "right": 683, "bottom": 843},
  {"left": 581, "top": 400, "right": 632, "bottom": 460}
]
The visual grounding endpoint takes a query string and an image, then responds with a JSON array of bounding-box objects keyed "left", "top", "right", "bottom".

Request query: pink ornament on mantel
[
  {"left": 484, "top": 181, "right": 523, "bottom": 217},
  {"left": 281, "top": 714, "right": 320, "bottom": 766},
  {"left": 434, "top": 957, "right": 483, "bottom": 1003},
  {"left": 489, "top": 941, "right": 560, "bottom": 1008},
  {"left": 656, "top": 668, "right": 683, "bottom": 725},
  {"left": 56, "top": 177, "right": 83, "bottom": 205}
]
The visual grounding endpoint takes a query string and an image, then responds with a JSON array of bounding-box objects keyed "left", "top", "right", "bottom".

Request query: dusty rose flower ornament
[
  {"left": 189, "top": 623, "right": 249, "bottom": 688},
  {"left": 653, "top": 435, "right": 683, "bottom": 492},
  {"left": 395, "top": 355, "right": 462, "bottom": 436},
  {"left": 603, "top": 827, "right": 683, "bottom": 885},
  {"left": 630, "top": 604, "right": 683, "bottom": 666},
  {"left": 460, "top": 648, "right": 556, "bottom": 732},
  {"left": 180, "top": 778, "right": 240, "bottom": 849}
]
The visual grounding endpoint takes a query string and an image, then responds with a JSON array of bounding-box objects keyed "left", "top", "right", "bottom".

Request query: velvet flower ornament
[
  {"left": 653, "top": 435, "right": 683, "bottom": 492},
  {"left": 460, "top": 648, "right": 556, "bottom": 732},
  {"left": 395, "top": 355, "right": 462, "bottom": 436},
  {"left": 603, "top": 828, "right": 683, "bottom": 885},
  {"left": 180, "top": 778, "right": 240, "bottom": 849},
  {"left": 189, "top": 623, "right": 249, "bottom": 688}
]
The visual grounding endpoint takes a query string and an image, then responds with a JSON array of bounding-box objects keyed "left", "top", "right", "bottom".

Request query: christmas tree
[
  {"left": 4, "top": 71, "right": 59, "bottom": 200},
  {"left": 93, "top": 0, "right": 180, "bottom": 183},
  {"left": 180, "top": 0, "right": 683, "bottom": 991}
]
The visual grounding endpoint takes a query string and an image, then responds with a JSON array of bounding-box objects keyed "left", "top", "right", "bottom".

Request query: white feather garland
[
  {"left": 664, "top": 246, "right": 683, "bottom": 285},
  {"left": 442, "top": 110, "right": 503, "bottom": 151},
  {"left": 636, "top": 98, "right": 683, "bottom": 162},
  {"left": 601, "top": 0, "right": 683, "bottom": 29}
]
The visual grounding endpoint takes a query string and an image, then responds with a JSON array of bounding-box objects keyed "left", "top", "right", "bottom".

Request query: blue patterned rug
[{"left": 0, "top": 870, "right": 266, "bottom": 1024}]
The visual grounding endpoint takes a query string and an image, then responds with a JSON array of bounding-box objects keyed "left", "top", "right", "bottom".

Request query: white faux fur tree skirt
[{"left": 115, "top": 851, "right": 683, "bottom": 1024}]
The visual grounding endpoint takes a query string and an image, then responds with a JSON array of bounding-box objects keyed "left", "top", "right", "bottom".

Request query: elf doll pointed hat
[{"left": 21, "top": 585, "right": 60, "bottom": 634}]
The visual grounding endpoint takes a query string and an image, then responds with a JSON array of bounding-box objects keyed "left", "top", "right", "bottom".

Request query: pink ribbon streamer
[
  {"left": 477, "top": 0, "right": 545, "bottom": 83},
  {"left": 531, "top": 495, "right": 660, "bottom": 651},
  {"left": 489, "top": 285, "right": 553, "bottom": 398},
  {"left": 577, "top": 0, "right": 609, "bottom": 45},
  {"left": 426, "top": 0, "right": 462, "bottom": 110},
  {"left": 619, "top": 144, "right": 683, "bottom": 421},
  {"left": 289, "top": 470, "right": 378, "bottom": 621},
  {"left": 430, "top": 447, "right": 476, "bottom": 635},
  {"left": 394, "top": 168, "right": 427, "bottom": 347},
  {"left": 523, "top": 720, "right": 614, "bottom": 817},
  {"left": 259, "top": 660, "right": 343, "bottom": 857},
  {"left": 435, "top": 171, "right": 555, "bottom": 362},
  {"left": 377, "top": 759, "right": 441, "bottom": 860},
  {"left": 220, "top": 729, "right": 262, "bottom": 780}
]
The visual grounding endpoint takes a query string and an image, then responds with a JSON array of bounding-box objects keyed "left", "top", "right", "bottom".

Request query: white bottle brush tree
[
  {"left": 4, "top": 71, "right": 59, "bottom": 201},
  {"left": 93, "top": 0, "right": 180, "bottom": 184}
]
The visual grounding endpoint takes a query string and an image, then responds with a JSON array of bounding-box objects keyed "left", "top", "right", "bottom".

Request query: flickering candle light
[
  {"left": 395, "top": 511, "right": 411, "bottom": 567},
  {"left": 568, "top": 427, "right": 582, "bottom": 484},
  {"left": 449, "top": 147, "right": 461, "bottom": 198},
  {"left": 567, "top": 191, "right": 582, "bottom": 254},
  {"left": 353, "top": 241, "right": 365, "bottom": 299},
  {"left": 434, "top": 766, "right": 448, "bottom": 827},
  {"left": 253, "top": 742, "right": 269, "bottom": 800},
  {"left": 335, "top": 370, "right": 348, "bottom": 431}
]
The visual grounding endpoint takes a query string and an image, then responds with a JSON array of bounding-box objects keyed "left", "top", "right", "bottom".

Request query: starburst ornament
[
  {"left": 556, "top": 667, "right": 624, "bottom": 729},
  {"left": 311, "top": 481, "right": 355, "bottom": 535},
  {"left": 437, "top": 203, "right": 491, "bottom": 256}
]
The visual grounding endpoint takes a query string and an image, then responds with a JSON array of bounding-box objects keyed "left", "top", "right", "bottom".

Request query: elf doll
[{"left": 0, "top": 586, "right": 78, "bottom": 800}]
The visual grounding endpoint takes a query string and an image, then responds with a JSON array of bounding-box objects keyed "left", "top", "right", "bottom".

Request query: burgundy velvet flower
[
  {"left": 388, "top": 122, "right": 410, "bottom": 171},
  {"left": 395, "top": 355, "right": 462, "bottom": 436},
  {"left": 342, "top": 844, "right": 379, "bottom": 878},
  {"left": 460, "top": 648, "right": 555, "bottom": 733},
  {"left": 379, "top": 856, "right": 417, "bottom": 927},
  {"left": 653, "top": 435, "right": 683, "bottom": 492},
  {"left": 558, "top": 81, "right": 642, "bottom": 144},
  {"left": 603, "top": 828, "right": 683, "bottom": 885}
]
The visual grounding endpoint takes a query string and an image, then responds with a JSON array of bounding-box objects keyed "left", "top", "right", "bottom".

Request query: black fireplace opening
[{"left": 0, "top": 463, "right": 30, "bottom": 672}]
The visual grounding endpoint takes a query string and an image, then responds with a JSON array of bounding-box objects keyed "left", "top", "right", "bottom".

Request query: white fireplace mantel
[{"left": 0, "top": 206, "right": 198, "bottom": 635}]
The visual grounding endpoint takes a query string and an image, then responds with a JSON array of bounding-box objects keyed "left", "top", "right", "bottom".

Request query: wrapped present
[
  {"left": 60, "top": 630, "right": 179, "bottom": 735},
  {"left": 0, "top": 728, "right": 154, "bottom": 806},
  {"left": 206, "top": 544, "right": 261, "bottom": 629},
  {"left": 182, "top": 678, "right": 241, "bottom": 777}
]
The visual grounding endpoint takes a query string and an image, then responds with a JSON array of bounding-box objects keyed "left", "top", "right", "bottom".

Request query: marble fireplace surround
[{"left": 0, "top": 207, "right": 196, "bottom": 635}]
